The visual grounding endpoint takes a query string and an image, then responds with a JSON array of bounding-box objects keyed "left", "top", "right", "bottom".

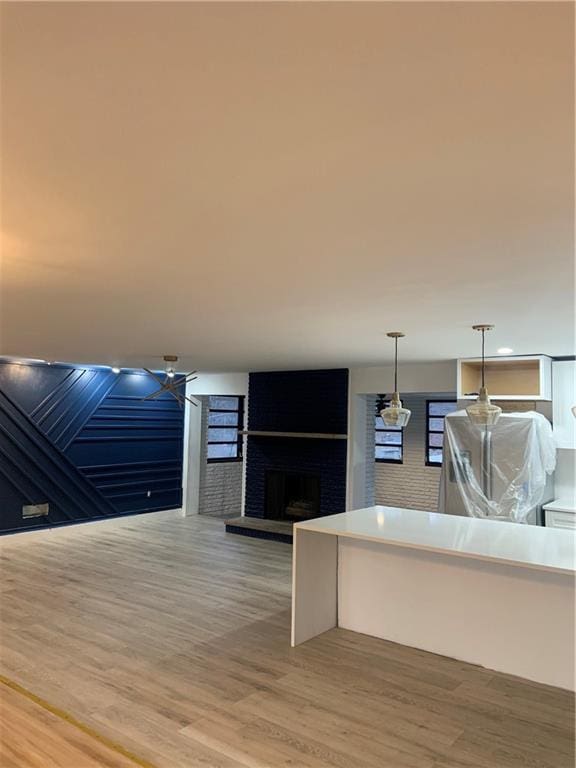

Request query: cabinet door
[
  {"left": 545, "top": 509, "right": 576, "bottom": 529},
  {"left": 552, "top": 361, "right": 576, "bottom": 449}
]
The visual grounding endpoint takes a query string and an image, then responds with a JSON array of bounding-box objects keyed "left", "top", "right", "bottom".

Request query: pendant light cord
[
  {"left": 394, "top": 336, "right": 398, "bottom": 392},
  {"left": 481, "top": 329, "right": 485, "bottom": 388}
]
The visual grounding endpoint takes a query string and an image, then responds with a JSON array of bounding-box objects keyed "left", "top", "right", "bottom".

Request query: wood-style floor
[
  {"left": 0, "top": 510, "right": 574, "bottom": 768},
  {"left": 0, "top": 681, "right": 141, "bottom": 768}
]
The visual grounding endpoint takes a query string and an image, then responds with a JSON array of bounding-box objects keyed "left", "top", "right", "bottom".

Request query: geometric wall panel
[{"left": 0, "top": 361, "right": 185, "bottom": 533}]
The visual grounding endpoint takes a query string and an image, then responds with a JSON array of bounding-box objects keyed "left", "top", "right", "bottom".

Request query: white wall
[
  {"left": 551, "top": 361, "right": 575, "bottom": 503},
  {"left": 346, "top": 393, "right": 370, "bottom": 511},
  {"left": 186, "top": 372, "right": 249, "bottom": 397},
  {"left": 350, "top": 361, "right": 457, "bottom": 396},
  {"left": 183, "top": 373, "right": 249, "bottom": 516},
  {"left": 554, "top": 450, "right": 576, "bottom": 504},
  {"left": 182, "top": 395, "right": 202, "bottom": 516}
]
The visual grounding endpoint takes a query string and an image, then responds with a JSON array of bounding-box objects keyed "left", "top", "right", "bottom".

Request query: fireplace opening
[{"left": 265, "top": 470, "right": 321, "bottom": 522}]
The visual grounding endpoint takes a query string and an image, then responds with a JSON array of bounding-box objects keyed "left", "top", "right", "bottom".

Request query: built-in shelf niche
[{"left": 457, "top": 355, "right": 552, "bottom": 401}]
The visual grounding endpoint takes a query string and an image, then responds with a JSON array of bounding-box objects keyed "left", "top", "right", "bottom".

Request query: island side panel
[
  {"left": 291, "top": 528, "right": 338, "bottom": 646},
  {"left": 338, "top": 538, "right": 575, "bottom": 691}
]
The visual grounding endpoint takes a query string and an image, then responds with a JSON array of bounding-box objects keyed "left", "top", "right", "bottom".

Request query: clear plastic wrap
[{"left": 438, "top": 410, "right": 556, "bottom": 523}]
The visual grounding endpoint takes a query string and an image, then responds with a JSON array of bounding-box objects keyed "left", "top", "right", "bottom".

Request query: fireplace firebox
[{"left": 265, "top": 470, "right": 321, "bottom": 522}]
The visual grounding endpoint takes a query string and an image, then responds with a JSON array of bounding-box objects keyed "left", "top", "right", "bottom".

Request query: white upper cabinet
[
  {"left": 552, "top": 360, "right": 576, "bottom": 450},
  {"left": 457, "top": 355, "right": 552, "bottom": 401}
]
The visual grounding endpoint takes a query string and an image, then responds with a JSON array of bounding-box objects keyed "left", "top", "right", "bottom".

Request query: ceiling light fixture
[
  {"left": 142, "top": 355, "right": 199, "bottom": 407},
  {"left": 466, "top": 325, "right": 502, "bottom": 427},
  {"left": 497, "top": 347, "right": 513, "bottom": 355},
  {"left": 164, "top": 355, "right": 177, "bottom": 379},
  {"left": 380, "top": 332, "right": 411, "bottom": 428}
]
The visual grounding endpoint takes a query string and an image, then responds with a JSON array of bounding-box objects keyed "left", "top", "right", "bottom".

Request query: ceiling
[{"left": 1, "top": 2, "right": 574, "bottom": 371}]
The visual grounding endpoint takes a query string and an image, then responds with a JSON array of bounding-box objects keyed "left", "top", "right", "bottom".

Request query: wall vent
[{"left": 22, "top": 503, "right": 49, "bottom": 519}]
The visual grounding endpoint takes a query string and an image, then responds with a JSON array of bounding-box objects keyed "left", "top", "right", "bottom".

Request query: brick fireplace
[
  {"left": 265, "top": 469, "right": 320, "bottom": 522},
  {"left": 243, "top": 369, "right": 349, "bottom": 525}
]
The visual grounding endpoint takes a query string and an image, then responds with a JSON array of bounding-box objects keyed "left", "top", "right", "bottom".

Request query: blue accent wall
[
  {"left": 0, "top": 361, "right": 185, "bottom": 533},
  {"left": 245, "top": 369, "right": 348, "bottom": 519}
]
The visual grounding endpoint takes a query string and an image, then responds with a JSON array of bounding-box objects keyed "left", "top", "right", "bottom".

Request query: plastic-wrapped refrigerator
[{"left": 438, "top": 410, "right": 556, "bottom": 524}]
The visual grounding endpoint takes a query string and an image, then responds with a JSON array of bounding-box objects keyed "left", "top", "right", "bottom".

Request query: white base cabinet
[{"left": 544, "top": 499, "right": 576, "bottom": 530}]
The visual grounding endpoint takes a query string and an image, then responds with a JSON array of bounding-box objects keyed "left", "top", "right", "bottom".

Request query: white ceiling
[{"left": 1, "top": 2, "right": 574, "bottom": 371}]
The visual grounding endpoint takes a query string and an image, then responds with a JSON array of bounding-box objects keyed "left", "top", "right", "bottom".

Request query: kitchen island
[{"left": 291, "top": 506, "right": 576, "bottom": 690}]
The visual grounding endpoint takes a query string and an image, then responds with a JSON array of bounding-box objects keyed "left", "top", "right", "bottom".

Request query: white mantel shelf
[
  {"left": 291, "top": 506, "right": 576, "bottom": 691},
  {"left": 240, "top": 430, "right": 347, "bottom": 440}
]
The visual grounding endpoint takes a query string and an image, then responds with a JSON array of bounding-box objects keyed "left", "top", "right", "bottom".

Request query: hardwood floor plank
[
  {"left": 452, "top": 727, "right": 574, "bottom": 768},
  {"left": 230, "top": 690, "right": 439, "bottom": 767},
  {"left": 452, "top": 678, "right": 575, "bottom": 729}
]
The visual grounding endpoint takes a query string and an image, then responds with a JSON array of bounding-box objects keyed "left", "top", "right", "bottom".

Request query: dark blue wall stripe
[
  {"left": 0, "top": 389, "right": 117, "bottom": 526},
  {"left": 0, "top": 362, "right": 185, "bottom": 533}
]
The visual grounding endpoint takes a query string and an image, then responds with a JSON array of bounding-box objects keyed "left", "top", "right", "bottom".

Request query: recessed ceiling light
[
  {"left": 111, "top": 366, "right": 121, "bottom": 374},
  {"left": 497, "top": 347, "right": 513, "bottom": 355}
]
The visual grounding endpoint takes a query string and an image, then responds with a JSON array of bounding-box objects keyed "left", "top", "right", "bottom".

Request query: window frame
[
  {"left": 375, "top": 396, "right": 404, "bottom": 464},
  {"left": 425, "top": 399, "right": 457, "bottom": 467},
  {"left": 207, "top": 395, "right": 244, "bottom": 463}
]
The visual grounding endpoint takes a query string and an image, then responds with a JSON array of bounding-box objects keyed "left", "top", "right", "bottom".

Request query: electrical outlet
[{"left": 23, "top": 503, "right": 49, "bottom": 519}]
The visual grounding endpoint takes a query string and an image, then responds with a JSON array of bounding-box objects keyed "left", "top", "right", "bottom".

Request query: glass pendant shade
[
  {"left": 466, "top": 324, "right": 501, "bottom": 428},
  {"left": 382, "top": 333, "right": 411, "bottom": 427},
  {"left": 381, "top": 392, "right": 411, "bottom": 427},
  {"left": 466, "top": 386, "right": 502, "bottom": 427}
]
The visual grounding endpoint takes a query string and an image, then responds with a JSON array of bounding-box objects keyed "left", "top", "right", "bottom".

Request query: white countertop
[
  {"left": 295, "top": 506, "right": 576, "bottom": 575},
  {"left": 543, "top": 499, "right": 576, "bottom": 514}
]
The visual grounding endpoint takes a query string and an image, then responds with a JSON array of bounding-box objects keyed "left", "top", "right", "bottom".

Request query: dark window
[
  {"left": 426, "top": 400, "right": 457, "bottom": 465},
  {"left": 207, "top": 396, "right": 244, "bottom": 462},
  {"left": 375, "top": 396, "right": 403, "bottom": 463}
]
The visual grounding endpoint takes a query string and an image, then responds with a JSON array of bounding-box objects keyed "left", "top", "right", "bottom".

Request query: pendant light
[
  {"left": 466, "top": 324, "right": 502, "bottom": 427},
  {"left": 380, "top": 332, "right": 411, "bottom": 428}
]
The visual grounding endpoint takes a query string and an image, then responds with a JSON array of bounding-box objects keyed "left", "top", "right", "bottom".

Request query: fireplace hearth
[{"left": 265, "top": 470, "right": 321, "bottom": 522}]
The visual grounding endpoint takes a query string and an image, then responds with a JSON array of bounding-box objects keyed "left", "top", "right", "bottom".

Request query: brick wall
[
  {"left": 248, "top": 369, "right": 348, "bottom": 434},
  {"left": 374, "top": 395, "right": 449, "bottom": 512},
  {"left": 245, "top": 436, "right": 347, "bottom": 518},
  {"left": 198, "top": 397, "right": 243, "bottom": 518},
  {"left": 200, "top": 461, "right": 243, "bottom": 517}
]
